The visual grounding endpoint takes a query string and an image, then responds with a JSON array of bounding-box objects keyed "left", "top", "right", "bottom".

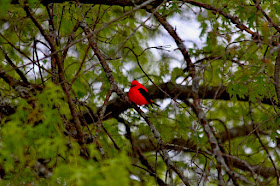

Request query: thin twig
[
  {"left": 93, "top": 87, "right": 113, "bottom": 142},
  {"left": 249, "top": 102, "right": 280, "bottom": 185}
]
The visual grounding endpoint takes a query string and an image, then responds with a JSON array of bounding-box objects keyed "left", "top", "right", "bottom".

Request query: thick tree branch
[{"left": 81, "top": 82, "right": 276, "bottom": 124}]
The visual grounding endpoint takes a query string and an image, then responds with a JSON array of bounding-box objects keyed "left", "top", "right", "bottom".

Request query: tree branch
[
  {"left": 81, "top": 82, "right": 276, "bottom": 125},
  {"left": 274, "top": 51, "right": 280, "bottom": 104},
  {"left": 80, "top": 19, "right": 191, "bottom": 186},
  {"left": 150, "top": 7, "right": 253, "bottom": 185},
  {"left": 254, "top": 0, "right": 280, "bottom": 34},
  {"left": 120, "top": 117, "right": 167, "bottom": 185},
  {"left": 24, "top": 3, "right": 85, "bottom": 145},
  {"left": 0, "top": 47, "right": 29, "bottom": 84},
  {"left": 133, "top": 137, "right": 280, "bottom": 179},
  {"left": 0, "top": 65, "right": 39, "bottom": 99}
]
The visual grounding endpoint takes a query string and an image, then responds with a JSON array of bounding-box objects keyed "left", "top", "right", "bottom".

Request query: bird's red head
[{"left": 130, "top": 80, "right": 140, "bottom": 87}]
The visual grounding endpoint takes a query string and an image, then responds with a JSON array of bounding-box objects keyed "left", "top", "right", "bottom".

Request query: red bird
[{"left": 128, "top": 80, "right": 159, "bottom": 107}]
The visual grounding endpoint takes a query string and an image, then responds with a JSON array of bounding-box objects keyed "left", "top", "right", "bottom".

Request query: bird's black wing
[
  {"left": 138, "top": 88, "right": 153, "bottom": 104},
  {"left": 138, "top": 88, "right": 160, "bottom": 107}
]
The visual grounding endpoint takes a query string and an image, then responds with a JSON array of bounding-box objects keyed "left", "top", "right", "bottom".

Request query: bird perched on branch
[{"left": 128, "top": 80, "right": 159, "bottom": 107}]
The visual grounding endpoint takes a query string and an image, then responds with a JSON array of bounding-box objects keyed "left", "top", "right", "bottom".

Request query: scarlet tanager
[{"left": 128, "top": 80, "right": 159, "bottom": 107}]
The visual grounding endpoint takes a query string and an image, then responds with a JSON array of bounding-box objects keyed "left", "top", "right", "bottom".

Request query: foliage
[{"left": 0, "top": 0, "right": 280, "bottom": 185}]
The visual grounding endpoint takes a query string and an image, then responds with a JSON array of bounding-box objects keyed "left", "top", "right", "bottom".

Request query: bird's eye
[{"left": 131, "top": 85, "right": 136, "bottom": 87}]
